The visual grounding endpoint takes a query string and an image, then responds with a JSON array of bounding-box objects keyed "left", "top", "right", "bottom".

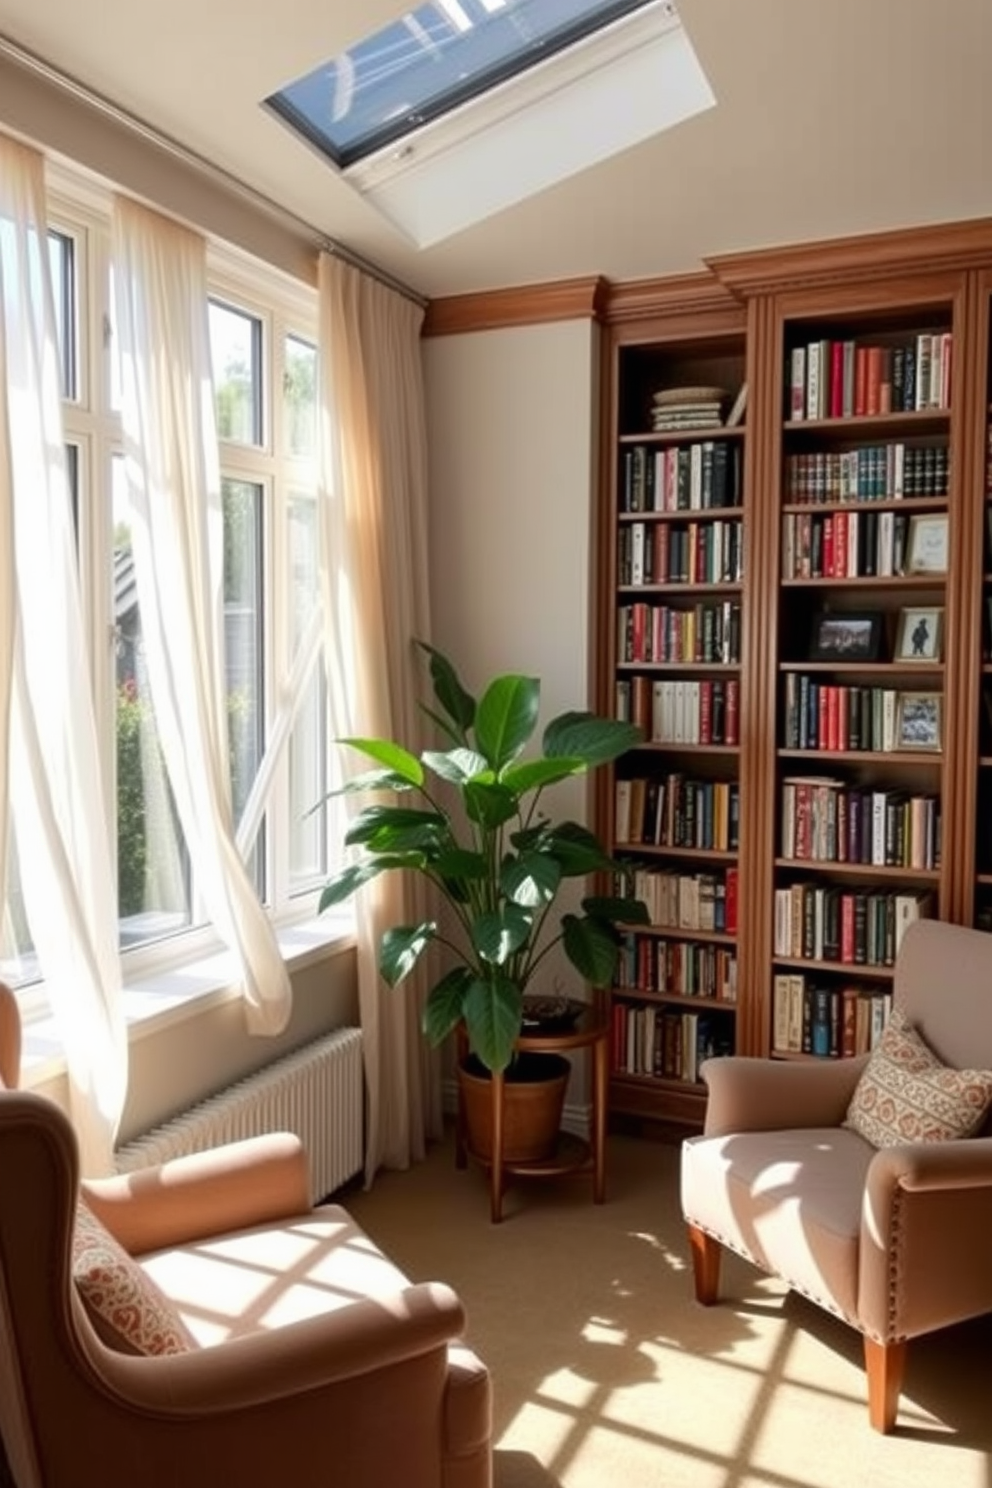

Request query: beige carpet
[{"left": 346, "top": 1127, "right": 992, "bottom": 1488}]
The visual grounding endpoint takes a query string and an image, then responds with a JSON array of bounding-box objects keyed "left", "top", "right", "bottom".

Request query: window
[
  {"left": 264, "top": 0, "right": 714, "bottom": 246},
  {"left": 266, "top": 0, "right": 655, "bottom": 169},
  {"left": 0, "top": 179, "right": 331, "bottom": 994}
]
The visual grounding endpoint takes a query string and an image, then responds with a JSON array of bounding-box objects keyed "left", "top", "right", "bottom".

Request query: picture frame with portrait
[
  {"left": 808, "top": 610, "right": 884, "bottom": 663},
  {"left": 895, "top": 691, "right": 942, "bottom": 752},
  {"left": 894, "top": 606, "right": 943, "bottom": 663}
]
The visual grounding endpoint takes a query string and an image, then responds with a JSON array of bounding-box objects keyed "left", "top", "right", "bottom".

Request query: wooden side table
[{"left": 455, "top": 1001, "right": 610, "bottom": 1223}]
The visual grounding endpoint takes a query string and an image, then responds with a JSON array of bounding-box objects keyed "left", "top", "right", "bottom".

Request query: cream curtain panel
[
  {"left": 111, "top": 196, "right": 292, "bottom": 1036},
  {"left": 317, "top": 253, "right": 442, "bottom": 1182},
  {"left": 0, "top": 136, "right": 126, "bottom": 1173}
]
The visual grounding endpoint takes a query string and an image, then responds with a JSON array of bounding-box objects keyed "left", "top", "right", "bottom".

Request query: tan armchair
[
  {"left": 680, "top": 918, "right": 992, "bottom": 1433},
  {"left": 0, "top": 985, "right": 491, "bottom": 1488}
]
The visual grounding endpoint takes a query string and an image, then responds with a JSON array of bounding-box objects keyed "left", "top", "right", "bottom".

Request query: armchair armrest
[
  {"left": 89, "top": 1280, "right": 466, "bottom": 1411},
  {"left": 701, "top": 1054, "right": 868, "bottom": 1137},
  {"left": 81, "top": 1132, "right": 311, "bottom": 1255},
  {"left": 867, "top": 1135, "right": 992, "bottom": 1194},
  {"left": 860, "top": 1136, "right": 992, "bottom": 1342}
]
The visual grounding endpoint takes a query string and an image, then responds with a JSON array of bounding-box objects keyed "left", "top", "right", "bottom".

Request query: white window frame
[{"left": 10, "top": 162, "right": 339, "bottom": 1013}]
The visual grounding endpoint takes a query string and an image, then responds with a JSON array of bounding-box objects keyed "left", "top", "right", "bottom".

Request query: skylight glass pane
[{"left": 266, "top": 0, "right": 653, "bottom": 168}]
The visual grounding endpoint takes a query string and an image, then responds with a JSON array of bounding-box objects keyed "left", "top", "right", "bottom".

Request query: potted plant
[{"left": 319, "top": 641, "right": 649, "bottom": 1162}]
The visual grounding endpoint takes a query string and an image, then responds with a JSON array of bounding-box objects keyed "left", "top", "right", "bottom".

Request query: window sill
[{"left": 19, "top": 912, "right": 357, "bottom": 1089}]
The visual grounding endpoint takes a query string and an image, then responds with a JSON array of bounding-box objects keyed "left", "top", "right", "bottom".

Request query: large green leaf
[
  {"left": 463, "top": 976, "right": 523, "bottom": 1072},
  {"left": 417, "top": 640, "right": 476, "bottom": 735},
  {"left": 472, "top": 904, "right": 533, "bottom": 965},
  {"left": 464, "top": 779, "right": 518, "bottom": 829},
  {"left": 338, "top": 737, "right": 424, "bottom": 786},
  {"left": 422, "top": 747, "right": 489, "bottom": 785},
  {"left": 318, "top": 856, "right": 419, "bottom": 911},
  {"left": 379, "top": 922, "right": 436, "bottom": 987},
  {"left": 434, "top": 847, "right": 488, "bottom": 881},
  {"left": 542, "top": 712, "right": 643, "bottom": 766},
  {"left": 499, "top": 757, "right": 582, "bottom": 795},
  {"left": 581, "top": 894, "right": 651, "bottom": 926},
  {"left": 501, "top": 850, "right": 561, "bottom": 907},
  {"left": 474, "top": 674, "right": 539, "bottom": 771},
  {"left": 345, "top": 805, "right": 447, "bottom": 851},
  {"left": 318, "top": 768, "right": 415, "bottom": 800},
  {"left": 541, "top": 821, "right": 616, "bottom": 876},
  {"left": 422, "top": 966, "right": 474, "bottom": 1046},
  {"left": 561, "top": 913, "right": 622, "bottom": 986}
]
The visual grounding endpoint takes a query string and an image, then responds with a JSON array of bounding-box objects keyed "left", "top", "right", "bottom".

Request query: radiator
[{"left": 114, "top": 1027, "right": 364, "bottom": 1203}]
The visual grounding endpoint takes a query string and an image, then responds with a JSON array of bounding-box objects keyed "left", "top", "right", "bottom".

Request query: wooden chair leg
[
  {"left": 686, "top": 1223, "right": 721, "bottom": 1305},
  {"left": 864, "top": 1336, "right": 906, "bottom": 1433}
]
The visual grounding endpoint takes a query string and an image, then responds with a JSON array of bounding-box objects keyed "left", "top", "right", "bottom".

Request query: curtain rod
[{"left": 0, "top": 32, "right": 429, "bottom": 310}]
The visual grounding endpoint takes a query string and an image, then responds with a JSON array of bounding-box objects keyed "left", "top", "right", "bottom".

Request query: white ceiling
[{"left": 0, "top": 0, "right": 990, "bottom": 300}]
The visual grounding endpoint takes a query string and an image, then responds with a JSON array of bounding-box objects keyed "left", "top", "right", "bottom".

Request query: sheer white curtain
[
  {"left": 317, "top": 253, "right": 442, "bottom": 1182},
  {"left": 0, "top": 136, "right": 126, "bottom": 1172},
  {"left": 111, "top": 196, "right": 291, "bottom": 1035}
]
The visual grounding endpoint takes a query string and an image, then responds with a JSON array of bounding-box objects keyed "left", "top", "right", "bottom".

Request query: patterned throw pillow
[
  {"left": 72, "top": 1200, "right": 195, "bottom": 1355},
  {"left": 844, "top": 1006, "right": 992, "bottom": 1148}
]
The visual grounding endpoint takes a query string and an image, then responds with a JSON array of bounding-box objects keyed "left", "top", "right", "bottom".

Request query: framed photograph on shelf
[
  {"left": 894, "top": 606, "right": 943, "bottom": 662},
  {"left": 895, "top": 692, "right": 942, "bottom": 752},
  {"left": 808, "top": 610, "right": 883, "bottom": 662},
  {"left": 906, "top": 513, "right": 949, "bottom": 575}
]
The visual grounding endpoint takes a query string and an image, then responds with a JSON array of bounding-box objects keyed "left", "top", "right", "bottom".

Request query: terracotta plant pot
[{"left": 458, "top": 1051, "right": 570, "bottom": 1165}]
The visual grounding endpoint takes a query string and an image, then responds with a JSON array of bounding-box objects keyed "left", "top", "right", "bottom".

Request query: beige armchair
[
  {"left": 680, "top": 918, "right": 992, "bottom": 1433},
  {"left": 0, "top": 984, "right": 491, "bottom": 1488}
]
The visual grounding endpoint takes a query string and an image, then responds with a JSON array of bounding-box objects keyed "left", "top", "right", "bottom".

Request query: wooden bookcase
[
  {"left": 597, "top": 281, "right": 752, "bottom": 1127},
  {"left": 596, "top": 225, "right": 992, "bottom": 1131}
]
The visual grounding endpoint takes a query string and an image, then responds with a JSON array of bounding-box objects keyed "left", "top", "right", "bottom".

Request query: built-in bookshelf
[
  {"left": 770, "top": 307, "right": 953, "bottom": 1064},
  {"left": 596, "top": 225, "right": 992, "bottom": 1132},
  {"left": 602, "top": 300, "right": 749, "bottom": 1125}
]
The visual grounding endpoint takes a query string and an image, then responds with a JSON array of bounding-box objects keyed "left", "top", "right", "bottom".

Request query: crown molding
[
  {"left": 708, "top": 217, "right": 992, "bottom": 297},
  {"left": 423, "top": 275, "right": 608, "bottom": 336},
  {"left": 600, "top": 269, "right": 739, "bottom": 323}
]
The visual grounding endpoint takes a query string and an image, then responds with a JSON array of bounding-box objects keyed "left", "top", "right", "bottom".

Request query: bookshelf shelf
[
  {"left": 773, "top": 857, "right": 940, "bottom": 881},
  {"left": 618, "top": 583, "right": 744, "bottom": 597},
  {"left": 781, "top": 497, "right": 949, "bottom": 516},
  {"left": 783, "top": 410, "right": 950, "bottom": 436},
  {"left": 619, "top": 505, "right": 745, "bottom": 524},
  {"left": 779, "top": 661, "right": 944, "bottom": 676},
  {"left": 772, "top": 955, "right": 895, "bottom": 980},
  {"left": 781, "top": 575, "right": 947, "bottom": 590},
  {"left": 777, "top": 749, "right": 942, "bottom": 765}
]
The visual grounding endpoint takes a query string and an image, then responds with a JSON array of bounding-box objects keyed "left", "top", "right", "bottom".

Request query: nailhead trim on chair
[{"left": 688, "top": 1218, "right": 862, "bottom": 1331}]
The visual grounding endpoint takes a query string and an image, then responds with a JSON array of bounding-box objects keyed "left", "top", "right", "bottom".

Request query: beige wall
[{"left": 423, "top": 317, "right": 602, "bottom": 1114}]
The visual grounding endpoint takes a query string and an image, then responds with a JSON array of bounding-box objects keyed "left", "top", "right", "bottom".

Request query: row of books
[
  {"left": 772, "top": 977, "right": 892, "bottom": 1058},
  {"left": 787, "top": 332, "right": 952, "bottom": 421},
  {"left": 620, "top": 440, "right": 741, "bottom": 514},
  {"left": 621, "top": 866, "right": 739, "bottom": 935},
  {"left": 616, "top": 676, "right": 741, "bottom": 747},
  {"left": 615, "top": 933, "right": 738, "bottom": 1002},
  {"left": 784, "top": 443, "right": 949, "bottom": 504},
  {"left": 781, "top": 778, "right": 940, "bottom": 869},
  {"left": 617, "top": 518, "right": 743, "bottom": 588},
  {"left": 611, "top": 1002, "right": 735, "bottom": 1083},
  {"left": 783, "top": 678, "right": 939, "bottom": 754},
  {"left": 773, "top": 882, "right": 933, "bottom": 966},
  {"left": 617, "top": 600, "right": 742, "bottom": 665},
  {"left": 615, "top": 775, "right": 740, "bottom": 853},
  {"left": 782, "top": 509, "right": 940, "bottom": 580}
]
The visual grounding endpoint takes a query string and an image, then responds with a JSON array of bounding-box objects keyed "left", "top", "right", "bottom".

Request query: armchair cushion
[
  {"left": 844, "top": 1007, "right": 992, "bottom": 1148},
  {"left": 72, "top": 1199, "right": 195, "bottom": 1355}
]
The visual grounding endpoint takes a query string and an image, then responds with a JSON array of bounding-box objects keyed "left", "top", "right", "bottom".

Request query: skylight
[
  {"left": 264, "top": 0, "right": 715, "bottom": 248},
  {"left": 266, "top": 0, "right": 658, "bottom": 171}
]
